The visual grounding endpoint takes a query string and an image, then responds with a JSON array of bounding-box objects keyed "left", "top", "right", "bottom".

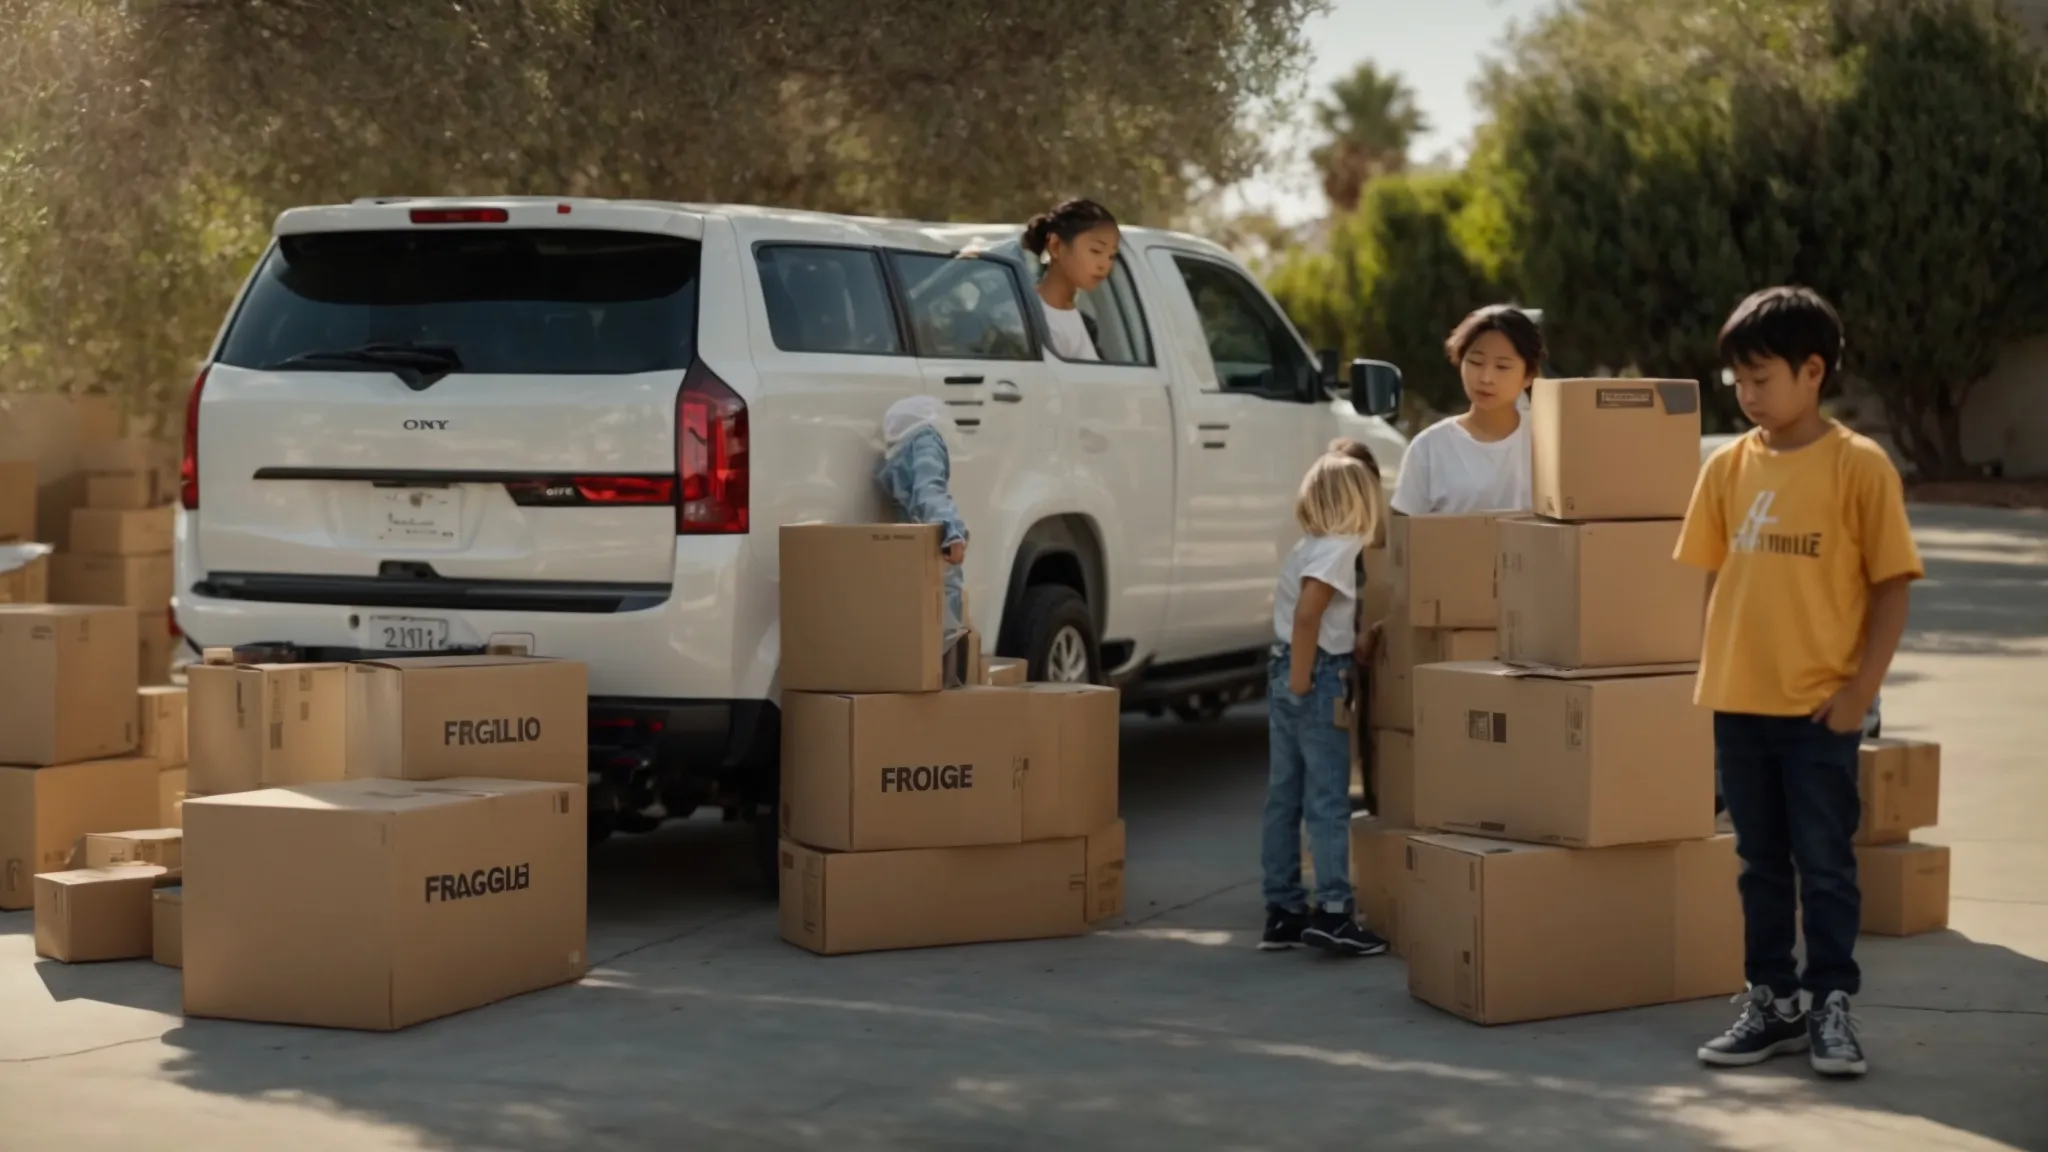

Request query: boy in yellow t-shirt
[{"left": 1676, "top": 287, "right": 1923, "bottom": 1079}]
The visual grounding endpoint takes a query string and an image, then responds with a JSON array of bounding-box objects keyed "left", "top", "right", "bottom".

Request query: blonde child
[{"left": 1259, "top": 452, "right": 1389, "bottom": 956}]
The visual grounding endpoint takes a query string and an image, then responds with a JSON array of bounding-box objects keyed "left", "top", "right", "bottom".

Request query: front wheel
[{"left": 1007, "top": 584, "right": 1100, "bottom": 685}]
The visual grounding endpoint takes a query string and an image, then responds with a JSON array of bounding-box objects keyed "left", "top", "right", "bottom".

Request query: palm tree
[{"left": 1309, "top": 63, "right": 1430, "bottom": 214}]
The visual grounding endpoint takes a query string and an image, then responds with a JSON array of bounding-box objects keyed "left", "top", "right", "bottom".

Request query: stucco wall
[{"left": 1962, "top": 335, "right": 2048, "bottom": 478}]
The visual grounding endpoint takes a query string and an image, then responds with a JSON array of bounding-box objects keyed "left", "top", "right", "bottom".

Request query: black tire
[{"left": 1005, "top": 584, "right": 1100, "bottom": 685}]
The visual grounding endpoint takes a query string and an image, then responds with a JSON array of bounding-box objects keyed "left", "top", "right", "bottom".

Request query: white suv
[{"left": 172, "top": 197, "right": 1407, "bottom": 846}]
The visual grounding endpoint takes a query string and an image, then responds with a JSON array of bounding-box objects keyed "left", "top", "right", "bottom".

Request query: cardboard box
[
  {"left": 1021, "top": 683, "right": 1120, "bottom": 841},
  {"left": 86, "top": 472, "right": 170, "bottom": 511},
  {"left": 0, "top": 545, "right": 49, "bottom": 604},
  {"left": 153, "top": 886, "right": 183, "bottom": 968},
  {"left": 80, "top": 439, "right": 176, "bottom": 477},
  {"left": 1370, "top": 728, "right": 1426, "bottom": 829},
  {"left": 182, "top": 778, "right": 588, "bottom": 1032},
  {"left": 780, "top": 524, "right": 944, "bottom": 693},
  {"left": 138, "top": 610, "right": 173, "bottom": 686},
  {"left": 1361, "top": 544, "right": 1394, "bottom": 630},
  {"left": 140, "top": 685, "right": 188, "bottom": 766},
  {"left": 1348, "top": 815, "right": 1417, "bottom": 954},
  {"left": 779, "top": 821, "right": 1125, "bottom": 955},
  {"left": 187, "top": 661, "right": 348, "bottom": 794},
  {"left": 1531, "top": 378, "right": 1703, "bottom": 522},
  {"left": 780, "top": 688, "right": 1029, "bottom": 852},
  {"left": 51, "top": 553, "right": 173, "bottom": 609},
  {"left": 159, "top": 767, "right": 187, "bottom": 827},
  {"left": 69, "top": 506, "right": 174, "bottom": 556},
  {"left": 1857, "top": 842, "right": 1950, "bottom": 937},
  {"left": 1405, "top": 833, "right": 1742, "bottom": 1024},
  {"left": 80, "top": 827, "right": 182, "bottom": 871},
  {"left": 1856, "top": 739, "right": 1940, "bottom": 846},
  {"left": 1367, "top": 614, "right": 1496, "bottom": 733},
  {"left": 0, "top": 604, "right": 139, "bottom": 765},
  {"left": 0, "top": 758, "right": 159, "bottom": 910},
  {"left": 0, "top": 392, "right": 120, "bottom": 550},
  {"left": 0, "top": 459, "right": 33, "bottom": 542},
  {"left": 1389, "top": 514, "right": 1500, "bottom": 628},
  {"left": 984, "top": 657, "right": 1027, "bottom": 687},
  {"left": 1414, "top": 662, "right": 1714, "bottom": 848},
  {"left": 1497, "top": 518, "right": 1706, "bottom": 670},
  {"left": 34, "top": 864, "right": 169, "bottom": 962},
  {"left": 343, "top": 656, "right": 588, "bottom": 786}
]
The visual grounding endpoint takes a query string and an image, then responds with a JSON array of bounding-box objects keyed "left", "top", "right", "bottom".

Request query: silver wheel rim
[{"left": 1046, "top": 626, "right": 1091, "bottom": 683}]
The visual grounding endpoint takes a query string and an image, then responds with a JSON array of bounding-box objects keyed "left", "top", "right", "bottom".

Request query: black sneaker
[
  {"left": 1698, "top": 986, "right": 1809, "bottom": 1067},
  {"left": 1300, "top": 910, "right": 1389, "bottom": 957},
  {"left": 1259, "top": 906, "right": 1309, "bottom": 951},
  {"left": 1808, "top": 991, "right": 1868, "bottom": 1077}
]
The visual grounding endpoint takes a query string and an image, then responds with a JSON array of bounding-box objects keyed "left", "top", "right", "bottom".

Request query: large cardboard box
[
  {"left": 182, "top": 778, "right": 588, "bottom": 1032},
  {"left": 80, "top": 827, "right": 182, "bottom": 870},
  {"left": 1414, "top": 662, "right": 1713, "bottom": 848},
  {"left": 780, "top": 524, "right": 945, "bottom": 693},
  {"left": 80, "top": 439, "right": 176, "bottom": 478},
  {"left": 86, "top": 472, "right": 170, "bottom": 512},
  {"left": 1389, "top": 514, "right": 1500, "bottom": 629},
  {"left": 1348, "top": 815, "right": 1417, "bottom": 954},
  {"left": 0, "top": 545, "right": 49, "bottom": 604},
  {"left": 1497, "top": 518, "right": 1706, "bottom": 670},
  {"left": 51, "top": 553, "right": 173, "bottom": 609},
  {"left": 1367, "top": 613, "right": 1496, "bottom": 733},
  {"left": 1360, "top": 544, "right": 1394, "bottom": 631},
  {"left": 188, "top": 662, "right": 348, "bottom": 794},
  {"left": 343, "top": 656, "right": 588, "bottom": 786},
  {"left": 153, "top": 886, "right": 183, "bottom": 968},
  {"left": 0, "top": 392, "right": 121, "bottom": 550},
  {"left": 0, "top": 460, "right": 35, "bottom": 543},
  {"left": 158, "top": 768, "right": 187, "bottom": 827},
  {"left": 1857, "top": 842, "right": 1950, "bottom": 937},
  {"left": 0, "top": 604, "right": 139, "bottom": 765},
  {"left": 34, "top": 864, "right": 169, "bottom": 962},
  {"left": 1405, "top": 833, "right": 1742, "bottom": 1024},
  {"left": 781, "top": 688, "right": 1030, "bottom": 852},
  {"left": 1531, "top": 378, "right": 1703, "bottom": 522},
  {"left": 138, "top": 610, "right": 173, "bottom": 686},
  {"left": 69, "top": 506, "right": 174, "bottom": 556},
  {"left": 779, "top": 821, "right": 1125, "bottom": 955},
  {"left": 1856, "top": 739, "right": 1940, "bottom": 846},
  {"left": 140, "top": 685, "right": 188, "bottom": 766},
  {"left": 1370, "top": 728, "right": 1426, "bottom": 829},
  {"left": 0, "top": 758, "right": 159, "bottom": 910},
  {"left": 1021, "top": 683, "right": 1120, "bottom": 841}
]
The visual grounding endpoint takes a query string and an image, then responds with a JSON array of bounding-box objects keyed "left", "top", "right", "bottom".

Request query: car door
[{"left": 885, "top": 249, "right": 1058, "bottom": 634}]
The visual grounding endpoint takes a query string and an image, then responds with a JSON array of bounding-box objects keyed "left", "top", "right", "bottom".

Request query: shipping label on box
[
  {"left": 1389, "top": 514, "right": 1500, "bottom": 628},
  {"left": 780, "top": 524, "right": 946, "bottom": 694},
  {"left": 1856, "top": 842, "right": 1950, "bottom": 937},
  {"left": 0, "top": 548, "right": 50, "bottom": 605},
  {"left": 140, "top": 685, "right": 188, "bottom": 766},
  {"left": 81, "top": 827, "right": 183, "bottom": 871},
  {"left": 1497, "top": 518, "right": 1705, "bottom": 671},
  {"left": 51, "top": 553, "right": 172, "bottom": 610},
  {"left": 1532, "top": 378, "right": 1703, "bottom": 522},
  {"left": 344, "top": 656, "right": 588, "bottom": 786},
  {"left": 781, "top": 688, "right": 1029, "bottom": 852},
  {"left": 69, "top": 506, "right": 174, "bottom": 556},
  {"left": 188, "top": 662, "right": 348, "bottom": 795},
  {"left": 1020, "top": 683, "right": 1120, "bottom": 841},
  {"left": 181, "top": 778, "right": 587, "bottom": 1031},
  {"left": 0, "top": 459, "right": 34, "bottom": 543},
  {"left": 1414, "top": 662, "right": 1714, "bottom": 848},
  {"left": 153, "top": 886, "right": 183, "bottom": 968},
  {"left": 35, "top": 863, "right": 169, "bottom": 963},
  {"left": 0, "top": 604, "right": 140, "bottom": 766},
  {"left": 1856, "top": 739, "right": 1940, "bottom": 845},
  {"left": 0, "top": 758, "right": 160, "bottom": 910}
]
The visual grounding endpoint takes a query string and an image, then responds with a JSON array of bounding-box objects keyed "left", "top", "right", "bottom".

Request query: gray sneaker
[
  {"left": 1808, "top": 991, "right": 1868, "bottom": 1077},
  {"left": 1698, "top": 985, "right": 1809, "bottom": 1067}
]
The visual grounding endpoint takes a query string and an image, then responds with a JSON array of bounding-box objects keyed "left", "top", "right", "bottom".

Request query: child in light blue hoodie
[{"left": 877, "top": 395, "right": 970, "bottom": 678}]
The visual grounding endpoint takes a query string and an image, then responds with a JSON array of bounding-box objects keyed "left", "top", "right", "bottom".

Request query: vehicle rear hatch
[{"left": 188, "top": 201, "right": 746, "bottom": 613}]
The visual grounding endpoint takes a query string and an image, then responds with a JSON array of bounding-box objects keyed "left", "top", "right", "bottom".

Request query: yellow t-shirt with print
[{"left": 1675, "top": 423, "right": 1924, "bottom": 716}]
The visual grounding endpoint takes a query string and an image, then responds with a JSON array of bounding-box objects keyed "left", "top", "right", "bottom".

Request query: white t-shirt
[
  {"left": 1041, "top": 300, "right": 1099, "bottom": 362},
  {"left": 1273, "top": 534, "right": 1365, "bottom": 655},
  {"left": 1389, "top": 414, "right": 1533, "bottom": 516}
]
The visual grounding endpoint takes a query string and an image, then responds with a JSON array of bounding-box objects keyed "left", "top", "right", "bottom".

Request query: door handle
[
  {"left": 991, "top": 381, "right": 1023, "bottom": 404},
  {"left": 944, "top": 374, "right": 985, "bottom": 386}
]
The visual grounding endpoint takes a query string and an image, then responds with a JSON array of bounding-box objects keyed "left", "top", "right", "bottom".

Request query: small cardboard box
[
  {"left": 1367, "top": 612, "right": 1496, "bottom": 734},
  {"left": 0, "top": 459, "right": 34, "bottom": 543},
  {"left": 1497, "top": 518, "right": 1706, "bottom": 670},
  {"left": 344, "top": 656, "right": 589, "bottom": 786},
  {"left": 188, "top": 661, "right": 348, "bottom": 795},
  {"left": 153, "top": 886, "right": 183, "bottom": 968},
  {"left": 1531, "top": 378, "right": 1703, "bottom": 522},
  {"left": 80, "top": 439, "right": 176, "bottom": 477},
  {"left": 138, "top": 610, "right": 174, "bottom": 687},
  {"left": 780, "top": 524, "right": 945, "bottom": 693},
  {"left": 983, "top": 658, "right": 1027, "bottom": 687},
  {"left": 182, "top": 778, "right": 588, "bottom": 1032},
  {"left": 1414, "top": 662, "right": 1713, "bottom": 848},
  {"left": 139, "top": 685, "right": 188, "bottom": 766},
  {"left": 1405, "top": 833, "right": 1742, "bottom": 1024},
  {"left": 0, "top": 758, "right": 160, "bottom": 910},
  {"left": 80, "top": 827, "right": 183, "bottom": 871},
  {"left": 0, "top": 546, "right": 49, "bottom": 604},
  {"left": 1389, "top": 514, "right": 1501, "bottom": 629},
  {"left": 86, "top": 472, "right": 170, "bottom": 511},
  {"left": 51, "top": 553, "right": 173, "bottom": 610},
  {"left": 1857, "top": 842, "right": 1950, "bottom": 937},
  {"left": 1020, "top": 683, "right": 1120, "bottom": 841},
  {"left": 69, "top": 506, "right": 174, "bottom": 556},
  {"left": 1856, "top": 739, "right": 1940, "bottom": 845},
  {"left": 0, "top": 604, "right": 140, "bottom": 766},
  {"left": 779, "top": 821, "right": 1125, "bottom": 955},
  {"left": 34, "top": 864, "right": 169, "bottom": 963},
  {"left": 1349, "top": 815, "right": 1417, "bottom": 954},
  {"left": 780, "top": 688, "right": 1030, "bottom": 852}
]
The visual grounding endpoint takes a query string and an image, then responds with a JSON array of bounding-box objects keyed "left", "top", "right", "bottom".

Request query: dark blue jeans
[{"left": 1714, "top": 712, "right": 1864, "bottom": 999}]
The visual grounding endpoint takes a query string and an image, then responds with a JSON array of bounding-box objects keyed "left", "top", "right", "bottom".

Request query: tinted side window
[
  {"left": 755, "top": 246, "right": 903, "bottom": 355},
  {"left": 1170, "top": 255, "right": 1310, "bottom": 396},
  {"left": 217, "top": 229, "right": 700, "bottom": 375},
  {"left": 889, "top": 253, "right": 1035, "bottom": 361}
]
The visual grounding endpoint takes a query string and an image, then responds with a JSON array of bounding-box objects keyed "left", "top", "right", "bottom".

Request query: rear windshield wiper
[{"left": 263, "top": 344, "right": 464, "bottom": 390}]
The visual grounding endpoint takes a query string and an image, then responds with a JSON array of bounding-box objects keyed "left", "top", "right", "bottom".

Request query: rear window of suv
[{"left": 216, "top": 229, "right": 701, "bottom": 376}]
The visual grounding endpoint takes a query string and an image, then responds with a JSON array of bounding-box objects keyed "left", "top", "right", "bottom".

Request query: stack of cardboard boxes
[
  {"left": 1, "top": 458, "right": 50, "bottom": 606},
  {"left": 775, "top": 524, "right": 1125, "bottom": 955},
  {"left": 1855, "top": 738, "right": 1948, "bottom": 936},
  {"left": 54, "top": 440, "right": 178, "bottom": 686}
]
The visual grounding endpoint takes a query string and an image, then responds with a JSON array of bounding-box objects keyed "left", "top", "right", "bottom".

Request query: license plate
[
  {"left": 366, "top": 616, "right": 449, "bottom": 652},
  {"left": 375, "top": 487, "right": 461, "bottom": 548}
]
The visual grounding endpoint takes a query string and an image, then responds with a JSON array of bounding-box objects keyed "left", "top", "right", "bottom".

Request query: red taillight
[
  {"left": 572, "top": 476, "right": 676, "bottom": 505},
  {"left": 167, "top": 606, "right": 182, "bottom": 640},
  {"left": 180, "top": 365, "right": 209, "bottom": 510},
  {"left": 676, "top": 362, "right": 748, "bottom": 535},
  {"left": 409, "top": 208, "right": 510, "bottom": 225}
]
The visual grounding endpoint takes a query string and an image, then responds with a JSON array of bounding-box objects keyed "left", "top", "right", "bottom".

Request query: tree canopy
[{"left": 1307, "top": 62, "right": 1429, "bottom": 214}]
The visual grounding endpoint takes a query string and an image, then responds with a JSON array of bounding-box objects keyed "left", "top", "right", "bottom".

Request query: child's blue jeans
[{"left": 1261, "top": 643, "right": 1354, "bottom": 913}]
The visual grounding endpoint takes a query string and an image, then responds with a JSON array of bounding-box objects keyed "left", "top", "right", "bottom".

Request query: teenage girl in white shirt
[{"left": 1022, "top": 199, "right": 1119, "bottom": 361}]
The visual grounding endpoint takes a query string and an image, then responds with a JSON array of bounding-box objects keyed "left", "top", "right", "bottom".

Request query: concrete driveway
[{"left": 2, "top": 504, "right": 2044, "bottom": 1151}]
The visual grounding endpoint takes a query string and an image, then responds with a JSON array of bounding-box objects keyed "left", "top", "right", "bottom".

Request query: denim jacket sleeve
[{"left": 876, "top": 427, "right": 969, "bottom": 546}]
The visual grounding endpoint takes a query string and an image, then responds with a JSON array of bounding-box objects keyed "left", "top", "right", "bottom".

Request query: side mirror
[{"left": 1349, "top": 359, "right": 1403, "bottom": 418}]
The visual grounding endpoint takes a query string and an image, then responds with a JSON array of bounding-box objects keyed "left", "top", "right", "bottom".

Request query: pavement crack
[
  {"left": 1863, "top": 1003, "right": 2048, "bottom": 1018},
  {"left": 1126, "top": 877, "right": 1256, "bottom": 927},
  {"left": 589, "top": 908, "right": 754, "bottom": 968},
  {"left": 0, "top": 1035, "right": 160, "bottom": 1065}
]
